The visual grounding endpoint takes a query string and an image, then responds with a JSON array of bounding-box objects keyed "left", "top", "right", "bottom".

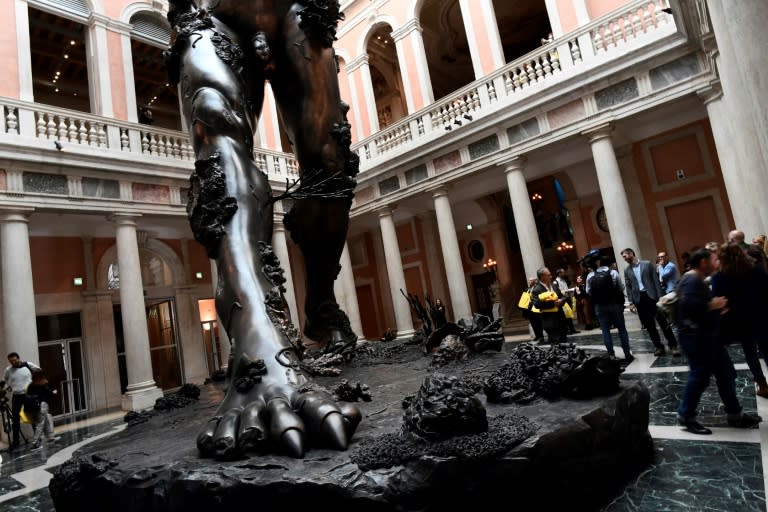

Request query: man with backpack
[
  {"left": 3, "top": 353, "right": 41, "bottom": 450},
  {"left": 586, "top": 257, "right": 634, "bottom": 362}
]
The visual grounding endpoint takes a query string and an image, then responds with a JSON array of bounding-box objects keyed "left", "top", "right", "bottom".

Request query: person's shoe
[
  {"left": 727, "top": 412, "right": 762, "bottom": 428},
  {"left": 757, "top": 381, "right": 768, "bottom": 398},
  {"left": 670, "top": 348, "right": 681, "bottom": 357},
  {"left": 31, "top": 442, "right": 41, "bottom": 450},
  {"left": 654, "top": 348, "right": 666, "bottom": 357},
  {"left": 624, "top": 353, "right": 635, "bottom": 363},
  {"left": 46, "top": 436, "right": 60, "bottom": 443},
  {"left": 677, "top": 416, "right": 712, "bottom": 435}
]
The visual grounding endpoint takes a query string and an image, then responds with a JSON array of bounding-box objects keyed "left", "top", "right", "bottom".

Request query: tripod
[{"left": 0, "top": 396, "right": 28, "bottom": 450}]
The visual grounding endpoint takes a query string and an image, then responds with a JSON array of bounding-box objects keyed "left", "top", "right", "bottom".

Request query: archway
[
  {"left": 365, "top": 24, "right": 407, "bottom": 129},
  {"left": 418, "top": 0, "right": 473, "bottom": 100},
  {"left": 491, "top": 0, "right": 552, "bottom": 63},
  {"left": 129, "top": 11, "right": 181, "bottom": 130}
]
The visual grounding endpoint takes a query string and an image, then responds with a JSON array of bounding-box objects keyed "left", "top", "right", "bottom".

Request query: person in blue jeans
[
  {"left": 676, "top": 249, "right": 761, "bottom": 435},
  {"left": 586, "top": 257, "right": 633, "bottom": 362}
]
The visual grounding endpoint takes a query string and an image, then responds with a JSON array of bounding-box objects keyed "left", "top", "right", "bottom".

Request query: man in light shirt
[
  {"left": 657, "top": 251, "right": 678, "bottom": 294},
  {"left": 3, "top": 352, "right": 41, "bottom": 449}
]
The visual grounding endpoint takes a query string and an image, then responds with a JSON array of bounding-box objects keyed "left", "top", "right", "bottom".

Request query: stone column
[
  {"left": 392, "top": 18, "right": 434, "bottom": 112},
  {"left": 87, "top": 14, "right": 114, "bottom": 117},
  {"left": 504, "top": 157, "right": 545, "bottom": 279},
  {"left": 377, "top": 207, "right": 414, "bottom": 336},
  {"left": 112, "top": 214, "right": 162, "bottom": 410},
  {"left": 431, "top": 187, "right": 472, "bottom": 322},
  {"left": 458, "top": 0, "right": 506, "bottom": 78},
  {"left": 333, "top": 243, "right": 364, "bottom": 340},
  {"left": 0, "top": 209, "right": 39, "bottom": 360},
  {"left": 347, "top": 55, "right": 379, "bottom": 135},
  {"left": 698, "top": 83, "right": 761, "bottom": 236},
  {"left": 210, "top": 259, "right": 231, "bottom": 367},
  {"left": 584, "top": 124, "right": 640, "bottom": 271},
  {"left": 272, "top": 210, "right": 300, "bottom": 328},
  {"left": 707, "top": 0, "right": 768, "bottom": 219}
]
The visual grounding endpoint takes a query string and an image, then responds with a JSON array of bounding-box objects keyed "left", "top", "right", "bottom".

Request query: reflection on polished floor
[{"left": 1, "top": 324, "right": 767, "bottom": 511}]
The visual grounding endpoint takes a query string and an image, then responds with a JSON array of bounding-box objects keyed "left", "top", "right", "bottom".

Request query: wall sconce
[
  {"left": 466, "top": 224, "right": 473, "bottom": 231},
  {"left": 195, "top": 271, "right": 204, "bottom": 279},
  {"left": 483, "top": 258, "right": 498, "bottom": 273},
  {"left": 73, "top": 277, "right": 83, "bottom": 286},
  {"left": 531, "top": 193, "right": 543, "bottom": 201},
  {"left": 557, "top": 241, "right": 575, "bottom": 253}
]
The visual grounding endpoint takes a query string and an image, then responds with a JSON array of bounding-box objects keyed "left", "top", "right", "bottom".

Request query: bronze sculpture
[{"left": 165, "top": 0, "right": 360, "bottom": 459}]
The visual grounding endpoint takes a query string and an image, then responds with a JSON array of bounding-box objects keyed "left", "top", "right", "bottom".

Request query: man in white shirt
[{"left": 3, "top": 352, "right": 41, "bottom": 449}]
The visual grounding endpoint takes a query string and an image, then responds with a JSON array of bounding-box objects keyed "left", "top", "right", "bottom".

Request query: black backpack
[{"left": 589, "top": 270, "right": 623, "bottom": 305}]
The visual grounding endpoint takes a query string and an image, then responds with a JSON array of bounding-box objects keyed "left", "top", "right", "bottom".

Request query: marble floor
[{"left": 1, "top": 323, "right": 767, "bottom": 511}]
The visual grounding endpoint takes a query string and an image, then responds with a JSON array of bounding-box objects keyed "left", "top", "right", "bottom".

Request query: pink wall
[
  {"left": 0, "top": 0, "right": 20, "bottom": 98},
  {"left": 586, "top": 0, "right": 633, "bottom": 20},
  {"left": 557, "top": 0, "right": 580, "bottom": 33},
  {"left": 108, "top": 30, "right": 128, "bottom": 120}
]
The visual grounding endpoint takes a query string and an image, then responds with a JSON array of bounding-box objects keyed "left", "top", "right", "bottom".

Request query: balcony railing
[
  {"left": 352, "top": 0, "right": 675, "bottom": 168},
  {"left": 0, "top": 99, "right": 299, "bottom": 183}
]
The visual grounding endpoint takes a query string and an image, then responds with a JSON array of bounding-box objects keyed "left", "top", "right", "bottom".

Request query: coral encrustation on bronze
[{"left": 50, "top": 343, "right": 652, "bottom": 511}]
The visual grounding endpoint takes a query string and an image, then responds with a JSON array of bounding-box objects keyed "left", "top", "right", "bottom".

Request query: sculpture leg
[
  {"left": 168, "top": 6, "right": 359, "bottom": 459},
  {"left": 270, "top": 4, "right": 360, "bottom": 351}
]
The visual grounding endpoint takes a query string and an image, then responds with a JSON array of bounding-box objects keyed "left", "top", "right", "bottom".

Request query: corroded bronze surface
[{"left": 166, "top": 0, "right": 359, "bottom": 459}]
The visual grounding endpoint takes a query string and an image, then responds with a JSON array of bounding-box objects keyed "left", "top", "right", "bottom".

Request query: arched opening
[
  {"left": 29, "top": 6, "right": 91, "bottom": 113},
  {"left": 492, "top": 0, "right": 552, "bottom": 63},
  {"left": 366, "top": 24, "right": 407, "bottom": 128},
  {"left": 418, "top": 0, "right": 473, "bottom": 100},
  {"left": 130, "top": 12, "right": 181, "bottom": 130}
]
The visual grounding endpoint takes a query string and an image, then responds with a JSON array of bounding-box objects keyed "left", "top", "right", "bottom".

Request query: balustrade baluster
[
  {"left": 487, "top": 81, "right": 497, "bottom": 101},
  {"left": 543, "top": 54, "right": 552, "bottom": 76},
  {"left": 141, "top": 132, "right": 149, "bottom": 153},
  {"left": 157, "top": 135, "right": 167, "bottom": 157},
  {"left": 642, "top": 6, "right": 653, "bottom": 30},
  {"left": 78, "top": 120, "right": 87, "bottom": 144},
  {"left": 6, "top": 107, "right": 18, "bottom": 134},
  {"left": 46, "top": 114, "right": 56, "bottom": 139},
  {"left": 612, "top": 21, "right": 624, "bottom": 45},
  {"left": 550, "top": 50, "right": 561, "bottom": 72},
  {"left": 512, "top": 69, "right": 522, "bottom": 91},
  {"left": 67, "top": 118, "right": 77, "bottom": 142},
  {"left": 149, "top": 133, "right": 158, "bottom": 155},
  {"left": 534, "top": 59, "right": 544, "bottom": 81},
  {"left": 88, "top": 122, "right": 98, "bottom": 146},
  {"left": 655, "top": 1, "right": 667, "bottom": 25},
  {"left": 36, "top": 112, "right": 46, "bottom": 138},
  {"left": 97, "top": 124, "right": 107, "bottom": 147},
  {"left": 172, "top": 139, "right": 180, "bottom": 158},
  {"left": 57, "top": 116, "right": 67, "bottom": 140},
  {"left": 417, "top": 117, "right": 424, "bottom": 135},
  {"left": 504, "top": 72, "right": 514, "bottom": 93},
  {"left": 603, "top": 25, "right": 615, "bottom": 47},
  {"left": 632, "top": 12, "right": 643, "bottom": 35},
  {"left": 120, "top": 129, "right": 130, "bottom": 151}
]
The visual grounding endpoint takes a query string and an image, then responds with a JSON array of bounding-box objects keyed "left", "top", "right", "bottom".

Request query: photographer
[{"left": 3, "top": 353, "right": 40, "bottom": 449}]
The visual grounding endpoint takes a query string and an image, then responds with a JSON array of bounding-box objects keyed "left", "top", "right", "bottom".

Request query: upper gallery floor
[{"left": 0, "top": 0, "right": 715, "bottom": 214}]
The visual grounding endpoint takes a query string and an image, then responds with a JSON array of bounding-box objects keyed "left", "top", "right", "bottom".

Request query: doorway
[
  {"left": 36, "top": 313, "right": 88, "bottom": 417},
  {"left": 113, "top": 298, "right": 183, "bottom": 392},
  {"left": 471, "top": 272, "right": 497, "bottom": 318}
]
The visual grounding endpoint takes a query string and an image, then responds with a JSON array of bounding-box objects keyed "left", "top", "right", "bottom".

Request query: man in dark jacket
[
  {"left": 676, "top": 249, "right": 761, "bottom": 434},
  {"left": 531, "top": 267, "right": 567, "bottom": 344},
  {"left": 621, "top": 248, "right": 679, "bottom": 356}
]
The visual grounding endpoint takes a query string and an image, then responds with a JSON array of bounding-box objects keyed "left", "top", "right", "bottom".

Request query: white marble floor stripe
[
  {"left": 0, "top": 423, "right": 127, "bottom": 504},
  {"left": 649, "top": 425, "right": 761, "bottom": 443},
  {"left": 53, "top": 411, "right": 125, "bottom": 434}
]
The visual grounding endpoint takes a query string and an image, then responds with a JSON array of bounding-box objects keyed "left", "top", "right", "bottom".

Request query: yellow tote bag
[
  {"left": 517, "top": 291, "right": 532, "bottom": 310},
  {"left": 19, "top": 405, "right": 33, "bottom": 424},
  {"left": 562, "top": 302, "right": 575, "bottom": 319}
]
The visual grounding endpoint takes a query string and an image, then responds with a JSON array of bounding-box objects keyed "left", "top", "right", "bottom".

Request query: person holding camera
[{"left": 3, "top": 353, "right": 41, "bottom": 449}]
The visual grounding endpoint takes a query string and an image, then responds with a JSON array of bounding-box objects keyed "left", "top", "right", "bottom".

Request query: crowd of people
[
  {"left": 1, "top": 352, "right": 58, "bottom": 450},
  {"left": 519, "top": 229, "right": 768, "bottom": 434}
]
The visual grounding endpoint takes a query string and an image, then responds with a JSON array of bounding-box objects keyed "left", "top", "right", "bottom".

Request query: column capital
[
  {"left": 426, "top": 184, "right": 452, "bottom": 199},
  {"left": 346, "top": 54, "right": 370, "bottom": 72},
  {"left": 392, "top": 18, "right": 422, "bottom": 41},
  {"left": 89, "top": 12, "right": 111, "bottom": 29},
  {"left": 376, "top": 205, "right": 395, "bottom": 218},
  {"left": 696, "top": 80, "right": 724, "bottom": 106},
  {"left": 0, "top": 207, "right": 34, "bottom": 223},
  {"left": 109, "top": 212, "right": 142, "bottom": 226},
  {"left": 582, "top": 122, "right": 615, "bottom": 144},
  {"left": 502, "top": 155, "right": 528, "bottom": 173}
]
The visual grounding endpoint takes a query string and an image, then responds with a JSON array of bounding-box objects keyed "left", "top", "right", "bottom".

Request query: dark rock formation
[
  {"left": 332, "top": 379, "right": 372, "bottom": 402},
  {"left": 430, "top": 334, "right": 469, "bottom": 367},
  {"left": 459, "top": 314, "right": 504, "bottom": 352},
  {"left": 52, "top": 341, "right": 651, "bottom": 512}
]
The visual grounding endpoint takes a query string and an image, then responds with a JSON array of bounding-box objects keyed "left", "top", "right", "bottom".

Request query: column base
[
  {"left": 395, "top": 329, "right": 416, "bottom": 341},
  {"left": 121, "top": 385, "right": 164, "bottom": 412}
]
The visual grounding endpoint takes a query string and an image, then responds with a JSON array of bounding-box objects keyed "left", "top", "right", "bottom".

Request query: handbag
[
  {"left": 517, "top": 290, "right": 532, "bottom": 310},
  {"left": 562, "top": 302, "right": 575, "bottom": 319}
]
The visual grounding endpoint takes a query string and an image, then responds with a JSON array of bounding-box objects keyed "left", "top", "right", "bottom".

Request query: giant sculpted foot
[{"left": 197, "top": 347, "right": 361, "bottom": 459}]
